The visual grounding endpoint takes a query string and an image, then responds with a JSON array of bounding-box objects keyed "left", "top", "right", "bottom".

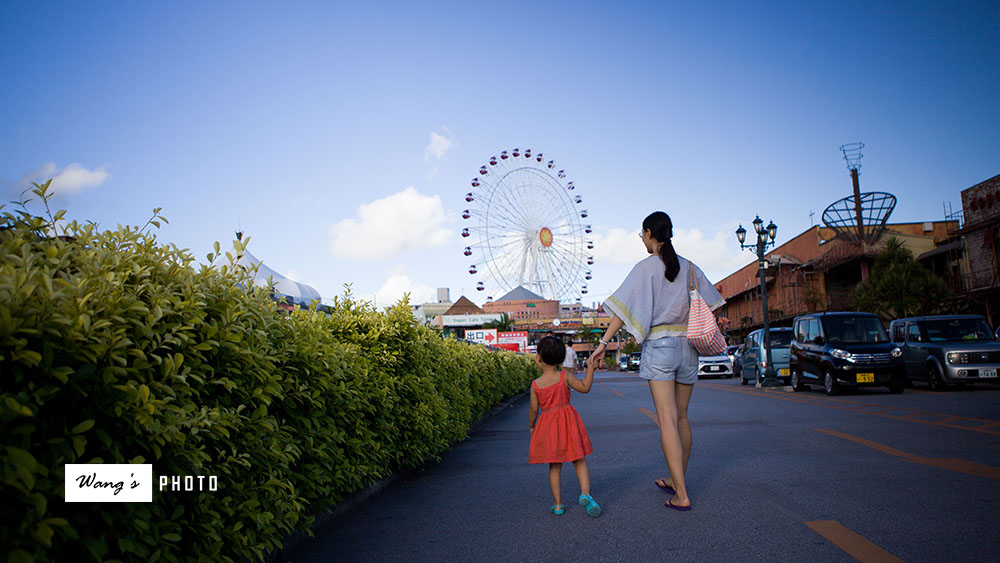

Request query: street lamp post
[{"left": 736, "top": 216, "right": 781, "bottom": 388}]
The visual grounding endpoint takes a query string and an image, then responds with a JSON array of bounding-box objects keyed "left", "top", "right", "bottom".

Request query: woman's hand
[{"left": 588, "top": 343, "right": 607, "bottom": 367}]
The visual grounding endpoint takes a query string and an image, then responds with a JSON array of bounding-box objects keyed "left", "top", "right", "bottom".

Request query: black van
[{"left": 789, "top": 312, "right": 906, "bottom": 395}]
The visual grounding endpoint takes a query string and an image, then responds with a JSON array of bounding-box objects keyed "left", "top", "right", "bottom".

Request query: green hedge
[{"left": 0, "top": 185, "right": 535, "bottom": 562}]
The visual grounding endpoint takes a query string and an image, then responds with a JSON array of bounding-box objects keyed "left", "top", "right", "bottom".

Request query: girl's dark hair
[
  {"left": 537, "top": 335, "right": 567, "bottom": 366},
  {"left": 642, "top": 211, "right": 681, "bottom": 282}
]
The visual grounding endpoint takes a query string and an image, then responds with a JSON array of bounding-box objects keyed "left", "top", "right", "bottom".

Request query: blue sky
[{"left": 2, "top": 1, "right": 998, "bottom": 308}]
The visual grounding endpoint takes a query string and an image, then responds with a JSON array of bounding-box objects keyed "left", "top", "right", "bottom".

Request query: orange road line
[
  {"left": 805, "top": 520, "right": 903, "bottom": 563},
  {"left": 700, "top": 383, "right": 1000, "bottom": 436},
  {"left": 609, "top": 388, "right": 625, "bottom": 398},
  {"left": 817, "top": 428, "right": 1000, "bottom": 480},
  {"left": 638, "top": 407, "right": 659, "bottom": 427}
]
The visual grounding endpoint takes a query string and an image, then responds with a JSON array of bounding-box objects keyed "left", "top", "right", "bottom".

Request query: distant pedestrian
[
  {"left": 563, "top": 340, "right": 577, "bottom": 373},
  {"left": 588, "top": 211, "right": 728, "bottom": 512},
  {"left": 528, "top": 335, "right": 602, "bottom": 517}
]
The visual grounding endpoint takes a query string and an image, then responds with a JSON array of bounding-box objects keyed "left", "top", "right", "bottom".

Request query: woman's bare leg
[
  {"left": 677, "top": 382, "right": 695, "bottom": 473},
  {"left": 659, "top": 382, "right": 695, "bottom": 490},
  {"left": 648, "top": 379, "right": 690, "bottom": 506}
]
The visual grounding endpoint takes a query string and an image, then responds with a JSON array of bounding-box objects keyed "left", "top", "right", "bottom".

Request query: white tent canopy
[{"left": 236, "top": 249, "right": 322, "bottom": 304}]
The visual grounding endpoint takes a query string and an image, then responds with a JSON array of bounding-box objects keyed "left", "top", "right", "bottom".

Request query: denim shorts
[{"left": 638, "top": 336, "right": 698, "bottom": 384}]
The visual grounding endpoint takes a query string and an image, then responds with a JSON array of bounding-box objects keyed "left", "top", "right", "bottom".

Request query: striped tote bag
[{"left": 687, "top": 266, "right": 727, "bottom": 356}]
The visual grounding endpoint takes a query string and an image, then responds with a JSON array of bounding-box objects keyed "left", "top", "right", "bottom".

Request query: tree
[
  {"left": 482, "top": 312, "right": 514, "bottom": 332},
  {"left": 851, "top": 237, "right": 951, "bottom": 320}
]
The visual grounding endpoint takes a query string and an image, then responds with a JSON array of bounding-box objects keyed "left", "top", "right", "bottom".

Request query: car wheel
[
  {"left": 927, "top": 364, "right": 944, "bottom": 391},
  {"left": 824, "top": 369, "right": 840, "bottom": 396},
  {"left": 791, "top": 368, "right": 806, "bottom": 392},
  {"left": 741, "top": 374, "right": 748, "bottom": 385},
  {"left": 755, "top": 366, "right": 762, "bottom": 386},
  {"left": 888, "top": 382, "right": 904, "bottom": 394}
]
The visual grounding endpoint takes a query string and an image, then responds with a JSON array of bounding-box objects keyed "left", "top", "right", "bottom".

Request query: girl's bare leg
[
  {"left": 648, "top": 380, "right": 690, "bottom": 506},
  {"left": 572, "top": 458, "right": 590, "bottom": 496},
  {"left": 549, "top": 463, "right": 562, "bottom": 505}
]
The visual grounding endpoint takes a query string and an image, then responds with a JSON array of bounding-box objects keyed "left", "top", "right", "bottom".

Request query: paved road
[{"left": 281, "top": 372, "right": 1000, "bottom": 562}]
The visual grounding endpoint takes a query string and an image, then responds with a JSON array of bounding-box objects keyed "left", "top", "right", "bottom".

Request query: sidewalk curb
[{"left": 266, "top": 390, "right": 530, "bottom": 562}]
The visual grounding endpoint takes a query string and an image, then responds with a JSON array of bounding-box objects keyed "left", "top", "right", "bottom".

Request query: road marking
[
  {"left": 817, "top": 428, "right": 1000, "bottom": 480},
  {"left": 609, "top": 388, "right": 625, "bottom": 397},
  {"left": 699, "top": 382, "right": 1000, "bottom": 436},
  {"left": 805, "top": 520, "right": 903, "bottom": 563},
  {"left": 638, "top": 407, "right": 659, "bottom": 427}
]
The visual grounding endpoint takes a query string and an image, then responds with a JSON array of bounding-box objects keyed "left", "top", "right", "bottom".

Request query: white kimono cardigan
[{"left": 604, "top": 256, "right": 725, "bottom": 345}]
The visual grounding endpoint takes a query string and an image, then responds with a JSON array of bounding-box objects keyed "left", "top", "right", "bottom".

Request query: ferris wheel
[{"left": 461, "top": 148, "right": 593, "bottom": 302}]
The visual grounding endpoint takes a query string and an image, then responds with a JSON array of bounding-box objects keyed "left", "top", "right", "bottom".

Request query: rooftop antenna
[
  {"left": 809, "top": 210, "right": 815, "bottom": 227},
  {"left": 840, "top": 142, "right": 866, "bottom": 241},
  {"left": 824, "top": 142, "right": 896, "bottom": 247}
]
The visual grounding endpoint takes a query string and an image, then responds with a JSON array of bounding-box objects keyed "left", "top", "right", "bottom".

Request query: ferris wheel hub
[{"left": 539, "top": 227, "right": 553, "bottom": 247}]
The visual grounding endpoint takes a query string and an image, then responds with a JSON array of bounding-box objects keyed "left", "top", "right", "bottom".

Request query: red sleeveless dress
[{"left": 529, "top": 371, "right": 593, "bottom": 463}]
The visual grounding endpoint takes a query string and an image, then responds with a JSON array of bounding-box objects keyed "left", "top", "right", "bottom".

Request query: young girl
[{"left": 528, "top": 335, "right": 601, "bottom": 517}]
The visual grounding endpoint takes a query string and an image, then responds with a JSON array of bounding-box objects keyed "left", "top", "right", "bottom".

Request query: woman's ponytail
[
  {"left": 642, "top": 211, "right": 681, "bottom": 282},
  {"left": 659, "top": 239, "right": 680, "bottom": 282}
]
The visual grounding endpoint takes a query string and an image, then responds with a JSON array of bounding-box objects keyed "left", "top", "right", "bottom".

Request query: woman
[{"left": 588, "top": 211, "right": 727, "bottom": 511}]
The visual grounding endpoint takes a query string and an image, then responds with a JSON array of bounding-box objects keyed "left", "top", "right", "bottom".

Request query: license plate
[
  {"left": 779, "top": 369, "right": 790, "bottom": 376},
  {"left": 983, "top": 368, "right": 997, "bottom": 378},
  {"left": 857, "top": 373, "right": 874, "bottom": 383}
]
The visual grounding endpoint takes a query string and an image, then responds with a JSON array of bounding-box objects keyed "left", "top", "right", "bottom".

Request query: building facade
[
  {"left": 943, "top": 174, "right": 1000, "bottom": 323},
  {"left": 716, "top": 221, "right": 957, "bottom": 339},
  {"left": 482, "top": 286, "right": 560, "bottom": 321}
]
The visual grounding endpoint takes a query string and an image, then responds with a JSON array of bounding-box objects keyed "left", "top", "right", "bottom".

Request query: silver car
[{"left": 889, "top": 315, "right": 1000, "bottom": 390}]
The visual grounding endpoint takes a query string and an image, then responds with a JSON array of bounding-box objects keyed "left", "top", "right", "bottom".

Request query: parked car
[
  {"left": 741, "top": 327, "right": 793, "bottom": 385},
  {"left": 732, "top": 343, "right": 744, "bottom": 379},
  {"left": 889, "top": 315, "right": 1000, "bottom": 390},
  {"left": 629, "top": 352, "right": 642, "bottom": 371},
  {"left": 790, "top": 312, "right": 905, "bottom": 395},
  {"left": 618, "top": 355, "right": 629, "bottom": 371},
  {"left": 726, "top": 345, "right": 740, "bottom": 365},
  {"left": 698, "top": 353, "right": 734, "bottom": 379}
]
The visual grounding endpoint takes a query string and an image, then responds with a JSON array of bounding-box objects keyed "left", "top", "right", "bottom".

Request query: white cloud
[
  {"left": 328, "top": 187, "right": 452, "bottom": 259},
  {"left": 374, "top": 273, "right": 436, "bottom": 307},
  {"left": 590, "top": 223, "right": 750, "bottom": 284},
  {"left": 424, "top": 127, "right": 455, "bottom": 161},
  {"left": 590, "top": 226, "right": 649, "bottom": 265},
  {"left": 672, "top": 226, "right": 752, "bottom": 283},
  {"left": 18, "top": 162, "right": 110, "bottom": 196}
]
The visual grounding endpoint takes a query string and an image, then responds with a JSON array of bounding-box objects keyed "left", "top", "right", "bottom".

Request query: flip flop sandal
[
  {"left": 578, "top": 494, "right": 602, "bottom": 518},
  {"left": 550, "top": 504, "right": 565, "bottom": 515},
  {"left": 655, "top": 479, "right": 676, "bottom": 495},
  {"left": 665, "top": 499, "right": 692, "bottom": 512}
]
